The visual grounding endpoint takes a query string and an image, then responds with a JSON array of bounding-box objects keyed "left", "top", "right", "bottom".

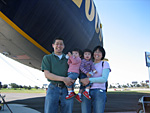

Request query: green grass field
[
  {"left": 107, "top": 90, "right": 150, "bottom": 94},
  {"left": 0, "top": 88, "right": 150, "bottom": 94},
  {"left": 0, "top": 88, "right": 46, "bottom": 93}
]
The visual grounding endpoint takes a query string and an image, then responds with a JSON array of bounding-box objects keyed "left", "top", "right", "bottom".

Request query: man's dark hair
[
  {"left": 93, "top": 46, "right": 105, "bottom": 60},
  {"left": 53, "top": 37, "right": 64, "bottom": 44}
]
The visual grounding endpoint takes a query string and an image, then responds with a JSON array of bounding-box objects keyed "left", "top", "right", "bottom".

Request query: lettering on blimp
[{"left": 72, "top": 0, "right": 102, "bottom": 42}]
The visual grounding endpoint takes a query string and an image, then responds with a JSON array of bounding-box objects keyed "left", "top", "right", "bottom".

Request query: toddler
[
  {"left": 65, "top": 48, "right": 82, "bottom": 99},
  {"left": 75, "top": 49, "right": 97, "bottom": 102}
]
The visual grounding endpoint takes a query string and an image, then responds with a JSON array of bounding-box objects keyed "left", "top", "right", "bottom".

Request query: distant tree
[
  {"left": 145, "top": 84, "right": 149, "bottom": 88},
  {"left": 0, "top": 82, "right": 2, "bottom": 89},
  {"left": 136, "top": 84, "right": 141, "bottom": 87},
  {"left": 118, "top": 85, "right": 121, "bottom": 88},
  {"left": 2, "top": 84, "right": 8, "bottom": 88},
  {"left": 9, "top": 83, "right": 19, "bottom": 88},
  {"left": 109, "top": 84, "right": 113, "bottom": 88},
  {"left": 34, "top": 86, "right": 39, "bottom": 89},
  {"left": 130, "top": 84, "right": 134, "bottom": 87},
  {"left": 18, "top": 85, "right": 23, "bottom": 88},
  {"left": 122, "top": 85, "right": 128, "bottom": 88},
  {"left": 140, "top": 82, "right": 147, "bottom": 87},
  {"left": 28, "top": 86, "right": 31, "bottom": 90},
  {"left": 112, "top": 86, "right": 116, "bottom": 88},
  {"left": 127, "top": 83, "right": 130, "bottom": 87},
  {"left": 23, "top": 85, "right": 28, "bottom": 89}
]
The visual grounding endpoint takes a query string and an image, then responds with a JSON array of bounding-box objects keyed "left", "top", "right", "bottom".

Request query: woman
[{"left": 80, "top": 46, "right": 111, "bottom": 113}]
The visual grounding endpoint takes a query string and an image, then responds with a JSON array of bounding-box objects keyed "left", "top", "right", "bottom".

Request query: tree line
[
  {"left": 0, "top": 83, "right": 39, "bottom": 90},
  {"left": 109, "top": 82, "right": 149, "bottom": 88}
]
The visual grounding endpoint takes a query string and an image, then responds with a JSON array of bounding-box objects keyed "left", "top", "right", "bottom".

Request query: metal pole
[{"left": 148, "top": 67, "right": 150, "bottom": 88}]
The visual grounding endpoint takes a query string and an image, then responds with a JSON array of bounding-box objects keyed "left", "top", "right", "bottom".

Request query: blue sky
[
  {"left": 0, "top": 0, "right": 150, "bottom": 86},
  {"left": 94, "top": 0, "right": 150, "bottom": 84}
]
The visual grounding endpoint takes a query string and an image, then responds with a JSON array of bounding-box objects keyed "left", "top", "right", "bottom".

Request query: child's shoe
[
  {"left": 66, "top": 92, "right": 76, "bottom": 99},
  {"left": 83, "top": 91, "right": 91, "bottom": 99},
  {"left": 75, "top": 94, "right": 82, "bottom": 103}
]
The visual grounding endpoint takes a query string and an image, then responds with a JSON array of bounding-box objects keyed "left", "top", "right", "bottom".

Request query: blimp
[{"left": 0, "top": 0, "right": 103, "bottom": 69}]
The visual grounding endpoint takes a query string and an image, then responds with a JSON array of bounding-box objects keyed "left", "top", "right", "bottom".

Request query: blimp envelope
[{"left": 145, "top": 52, "right": 150, "bottom": 67}]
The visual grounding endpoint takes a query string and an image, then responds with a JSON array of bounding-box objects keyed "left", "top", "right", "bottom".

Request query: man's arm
[{"left": 44, "top": 70, "right": 74, "bottom": 86}]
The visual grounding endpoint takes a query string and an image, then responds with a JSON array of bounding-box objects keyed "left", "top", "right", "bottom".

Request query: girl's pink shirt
[{"left": 68, "top": 56, "right": 81, "bottom": 74}]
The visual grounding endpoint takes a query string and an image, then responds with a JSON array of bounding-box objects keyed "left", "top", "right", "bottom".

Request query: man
[{"left": 41, "top": 37, "right": 74, "bottom": 113}]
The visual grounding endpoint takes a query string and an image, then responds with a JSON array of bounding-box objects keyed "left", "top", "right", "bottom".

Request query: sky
[
  {"left": 0, "top": 54, "right": 48, "bottom": 87},
  {"left": 94, "top": 0, "right": 150, "bottom": 84},
  {"left": 0, "top": 0, "right": 150, "bottom": 87}
]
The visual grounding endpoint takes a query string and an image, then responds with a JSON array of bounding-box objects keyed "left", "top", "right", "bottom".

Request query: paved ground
[
  {"left": 0, "top": 104, "right": 40, "bottom": 113},
  {"left": 1, "top": 92, "right": 150, "bottom": 113}
]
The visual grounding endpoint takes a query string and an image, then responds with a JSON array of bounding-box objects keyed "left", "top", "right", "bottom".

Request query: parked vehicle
[{"left": 137, "top": 96, "right": 150, "bottom": 113}]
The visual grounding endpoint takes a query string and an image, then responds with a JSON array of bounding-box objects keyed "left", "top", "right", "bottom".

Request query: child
[
  {"left": 76, "top": 49, "right": 97, "bottom": 102},
  {"left": 65, "top": 48, "right": 82, "bottom": 99}
]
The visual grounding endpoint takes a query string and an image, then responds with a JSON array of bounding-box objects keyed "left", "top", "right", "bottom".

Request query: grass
[
  {"left": 107, "top": 90, "right": 150, "bottom": 94},
  {"left": 107, "top": 88, "right": 150, "bottom": 94},
  {"left": 0, "top": 88, "right": 46, "bottom": 93},
  {"left": 0, "top": 88, "right": 150, "bottom": 94},
  {"left": 75, "top": 88, "right": 150, "bottom": 94}
]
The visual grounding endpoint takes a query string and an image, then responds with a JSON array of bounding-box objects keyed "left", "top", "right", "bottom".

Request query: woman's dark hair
[{"left": 93, "top": 46, "right": 105, "bottom": 60}]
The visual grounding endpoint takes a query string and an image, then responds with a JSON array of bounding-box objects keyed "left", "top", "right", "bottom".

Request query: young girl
[
  {"left": 65, "top": 48, "right": 82, "bottom": 99},
  {"left": 75, "top": 49, "right": 97, "bottom": 102}
]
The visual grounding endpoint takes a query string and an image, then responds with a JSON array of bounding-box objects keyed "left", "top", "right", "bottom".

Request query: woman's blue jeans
[
  {"left": 81, "top": 89, "right": 106, "bottom": 113},
  {"left": 44, "top": 83, "right": 74, "bottom": 113}
]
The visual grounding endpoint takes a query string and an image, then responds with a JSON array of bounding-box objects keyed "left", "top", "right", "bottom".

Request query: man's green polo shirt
[{"left": 41, "top": 52, "right": 68, "bottom": 84}]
